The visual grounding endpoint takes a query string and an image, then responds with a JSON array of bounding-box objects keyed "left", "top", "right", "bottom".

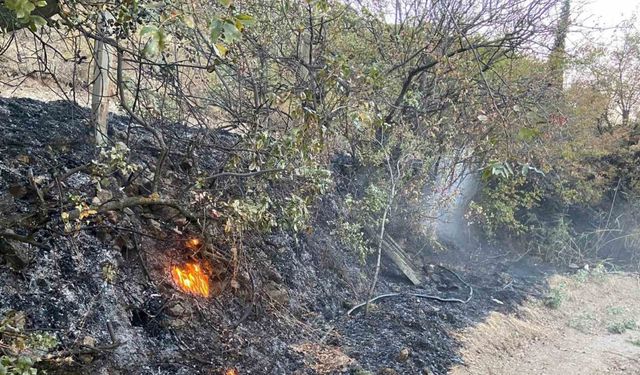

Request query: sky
[
  {"left": 581, "top": 0, "right": 638, "bottom": 27},
  {"left": 570, "top": 0, "right": 640, "bottom": 47}
]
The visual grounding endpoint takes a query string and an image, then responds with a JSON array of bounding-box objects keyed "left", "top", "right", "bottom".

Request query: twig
[
  {"left": 65, "top": 196, "right": 200, "bottom": 228},
  {"left": 106, "top": 320, "right": 119, "bottom": 345},
  {"left": 347, "top": 293, "right": 400, "bottom": 316},
  {"left": 364, "top": 145, "right": 397, "bottom": 315},
  {"left": 347, "top": 265, "right": 473, "bottom": 316},
  {"left": 186, "top": 168, "right": 285, "bottom": 192},
  {"left": 0, "top": 230, "right": 46, "bottom": 248},
  {"left": 203, "top": 168, "right": 284, "bottom": 183},
  {"left": 27, "top": 168, "right": 46, "bottom": 213},
  {"left": 45, "top": 163, "right": 90, "bottom": 193}
]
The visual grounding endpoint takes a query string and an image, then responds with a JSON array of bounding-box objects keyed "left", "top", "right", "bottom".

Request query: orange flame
[
  {"left": 225, "top": 369, "right": 239, "bottom": 375},
  {"left": 186, "top": 238, "right": 202, "bottom": 250},
  {"left": 171, "top": 262, "right": 210, "bottom": 297}
]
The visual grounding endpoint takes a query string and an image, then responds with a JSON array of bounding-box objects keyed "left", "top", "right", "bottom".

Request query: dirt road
[{"left": 450, "top": 272, "right": 640, "bottom": 375}]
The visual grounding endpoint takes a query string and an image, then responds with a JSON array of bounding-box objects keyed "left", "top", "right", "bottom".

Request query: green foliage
[
  {"left": 0, "top": 311, "right": 58, "bottom": 375},
  {"left": 530, "top": 216, "right": 577, "bottom": 264},
  {"left": 93, "top": 142, "right": 140, "bottom": 177},
  {"left": 567, "top": 312, "right": 596, "bottom": 334},
  {"left": 607, "top": 320, "right": 637, "bottom": 334},
  {"left": 334, "top": 219, "right": 369, "bottom": 263},
  {"left": 223, "top": 194, "right": 277, "bottom": 234},
  {"left": 544, "top": 285, "right": 566, "bottom": 309},
  {"left": 468, "top": 176, "right": 541, "bottom": 238},
  {"left": 3, "top": 0, "right": 48, "bottom": 31},
  {"left": 628, "top": 338, "right": 640, "bottom": 347}
]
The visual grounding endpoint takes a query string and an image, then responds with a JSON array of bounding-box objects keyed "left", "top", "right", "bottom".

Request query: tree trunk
[
  {"left": 548, "top": 0, "right": 570, "bottom": 90},
  {"left": 91, "top": 12, "right": 114, "bottom": 147}
]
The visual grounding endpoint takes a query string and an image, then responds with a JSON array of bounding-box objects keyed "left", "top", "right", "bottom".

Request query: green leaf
[
  {"left": 182, "top": 14, "right": 195, "bottom": 28},
  {"left": 31, "top": 15, "right": 46, "bottom": 27},
  {"left": 222, "top": 21, "right": 242, "bottom": 43},
  {"left": 209, "top": 18, "right": 223, "bottom": 41},
  {"left": 142, "top": 39, "right": 158, "bottom": 57},
  {"left": 517, "top": 127, "right": 541, "bottom": 141},
  {"left": 213, "top": 43, "right": 228, "bottom": 57},
  {"left": 140, "top": 25, "right": 168, "bottom": 57},
  {"left": 219, "top": 0, "right": 232, "bottom": 7},
  {"left": 140, "top": 25, "right": 158, "bottom": 37},
  {"left": 235, "top": 13, "right": 254, "bottom": 27}
]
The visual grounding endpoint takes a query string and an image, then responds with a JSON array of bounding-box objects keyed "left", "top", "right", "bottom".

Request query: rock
[
  {"left": 96, "top": 188, "right": 113, "bottom": 203},
  {"left": 104, "top": 210, "right": 118, "bottom": 224},
  {"left": 422, "top": 368, "right": 432, "bottom": 375},
  {"left": 8, "top": 184, "right": 27, "bottom": 199},
  {"left": 79, "top": 336, "right": 97, "bottom": 364},
  {"left": 96, "top": 228, "right": 112, "bottom": 242},
  {"left": 265, "top": 267, "right": 283, "bottom": 283},
  {"left": 91, "top": 196, "right": 101, "bottom": 206},
  {"left": 166, "top": 303, "right": 189, "bottom": 318},
  {"left": 377, "top": 368, "right": 399, "bottom": 375},
  {"left": 264, "top": 281, "right": 289, "bottom": 305},
  {"left": 0, "top": 236, "right": 33, "bottom": 269},
  {"left": 351, "top": 367, "right": 373, "bottom": 375},
  {"left": 179, "top": 159, "right": 193, "bottom": 171},
  {"left": 396, "top": 347, "right": 411, "bottom": 362},
  {"left": 148, "top": 219, "right": 163, "bottom": 233},
  {"left": 100, "top": 177, "right": 118, "bottom": 189},
  {"left": 0, "top": 192, "right": 15, "bottom": 212},
  {"left": 114, "top": 234, "right": 132, "bottom": 253}
]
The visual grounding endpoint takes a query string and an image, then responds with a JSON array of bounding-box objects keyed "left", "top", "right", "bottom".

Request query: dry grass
[
  {"left": 291, "top": 342, "right": 354, "bottom": 374},
  {"left": 450, "top": 272, "right": 640, "bottom": 375}
]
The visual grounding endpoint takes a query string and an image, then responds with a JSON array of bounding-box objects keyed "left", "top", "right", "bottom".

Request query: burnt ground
[{"left": 0, "top": 97, "right": 556, "bottom": 375}]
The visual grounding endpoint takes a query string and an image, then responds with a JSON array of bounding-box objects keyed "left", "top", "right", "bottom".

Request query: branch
[
  {"left": 202, "top": 168, "right": 285, "bottom": 183},
  {"left": 0, "top": 230, "right": 46, "bottom": 248},
  {"left": 348, "top": 266, "right": 473, "bottom": 316},
  {"left": 65, "top": 196, "right": 200, "bottom": 228}
]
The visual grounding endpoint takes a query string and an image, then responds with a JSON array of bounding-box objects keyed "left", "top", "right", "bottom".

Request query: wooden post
[{"left": 91, "top": 11, "right": 114, "bottom": 146}]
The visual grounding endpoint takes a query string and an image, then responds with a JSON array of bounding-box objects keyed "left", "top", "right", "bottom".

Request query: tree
[{"left": 578, "top": 21, "right": 640, "bottom": 131}]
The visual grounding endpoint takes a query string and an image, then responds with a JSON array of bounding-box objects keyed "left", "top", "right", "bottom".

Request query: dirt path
[{"left": 450, "top": 271, "right": 640, "bottom": 375}]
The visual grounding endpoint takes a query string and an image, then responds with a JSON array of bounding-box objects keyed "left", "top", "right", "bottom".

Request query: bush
[{"left": 0, "top": 311, "right": 58, "bottom": 375}]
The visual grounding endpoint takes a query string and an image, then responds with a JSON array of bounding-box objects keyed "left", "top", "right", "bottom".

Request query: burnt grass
[{"left": 0, "top": 97, "right": 555, "bottom": 374}]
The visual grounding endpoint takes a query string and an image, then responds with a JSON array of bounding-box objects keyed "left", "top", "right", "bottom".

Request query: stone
[
  {"left": 149, "top": 219, "right": 163, "bottom": 233},
  {"left": 396, "top": 347, "right": 411, "bottom": 362},
  {"left": 104, "top": 210, "right": 118, "bottom": 224},
  {"left": 79, "top": 336, "right": 97, "bottom": 364},
  {"left": 351, "top": 367, "right": 373, "bottom": 375},
  {"left": 8, "top": 184, "right": 27, "bottom": 199},
  {"left": 166, "top": 303, "right": 189, "bottom": 317},
  {"left": 264, "top": 281, "right": 289, "bottom": 305},
  {"left": 100, "top": 177, "right": 118, "bottom": 189},
  {"left": 0, "top": 236, "right": 33, "bottom": 269},
  {"left": 96, "top": 188, "right": 113, "bottom": 203},
  {"left": 180, "top": 159, "right": 193, "bottom": 171}
]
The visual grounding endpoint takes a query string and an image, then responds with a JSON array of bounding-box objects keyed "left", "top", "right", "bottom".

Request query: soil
[
  {"left": 451, "top": 273, "right": 640, "bottom": 375},
  {"left": 1, "top": 95, "right": 637, "bottom": 375}
]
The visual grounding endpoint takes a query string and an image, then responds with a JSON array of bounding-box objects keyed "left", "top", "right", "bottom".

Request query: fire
[
  {"left": 171, "top": 262, "right": 210, "bottom": 297},
  {"left": 186, "top": 237, "right": 202, "bottom": 250},
  {"left": 225, "top": 369, "right": 239, "bottom": 375}
]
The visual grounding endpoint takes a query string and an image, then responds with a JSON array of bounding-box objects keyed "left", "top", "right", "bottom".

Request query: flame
[
  {"left": 186, "top": 237, "right": 202, "bottom": 250},
  {"left": 171, "top": 262, "right": 210, "bottom": 297},
  {"left": 225, "top": 369, "right": 239, "bottom": 375}
]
